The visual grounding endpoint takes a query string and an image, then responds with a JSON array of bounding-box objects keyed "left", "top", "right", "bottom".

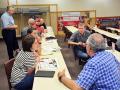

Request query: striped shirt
[
  {"left": 10, "top": 50, "right": 36, "bottom": 87},
  {"left": 75, "top": 51, "right": 120, "bottom": 90}
]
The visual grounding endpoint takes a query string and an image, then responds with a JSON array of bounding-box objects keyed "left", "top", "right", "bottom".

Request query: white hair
[
  {"left": 86, "top": 33, "right": 106, "bottom": 52},
  {"left": 28, "top": 18, "right": 35, "bottom": 25}
]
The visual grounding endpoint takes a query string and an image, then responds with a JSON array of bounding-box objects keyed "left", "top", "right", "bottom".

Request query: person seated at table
[
  {"left": 113, "top": 21, "right": 120, "bottom": 29},
  {"left": 116, "top": 39, "right": 120, "bottom": 51},
  {"left": 68, "top": 22, "right": 91, "bottom": 61},
  {"left": 39, "top": 18, "right": 47, "bottom": 29},
  {"left": 83, "top": 17, "right": 93, "bottom": 31},
  {"left": 35, "top": 19, "right": 45, "bottom": 34},
  {"left": 58, "top": 33, "right": 120, "bottom": 90},
  {"left": 118, "top": 21, "right": 120, "bottom": 29},
  {"left": 27, "top": 28, "right": 41, "bottom": 55},
  {"left": 35, "top": 18, "right": 47, "bottom": 34},
  {"left": 21, "top": 18, "right": 35, "bottom": 38},
  {"left": 27, "top": 28, "right": 41, "bottom": 44},
  {"left": 10, "top": 35, "right": 40, "bottom": 90}
]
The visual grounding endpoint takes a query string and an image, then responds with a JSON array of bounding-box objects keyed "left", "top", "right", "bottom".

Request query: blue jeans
[
  {"left": 2, "top": 29, "right": 19, "bottom": 59},
  {"left": 74, "top": 46, "right": 89, "bottom": 60},
  {"left": 14, "top": 71, "right": 35, "bottom": 90},
  {"left": 76, "top": 50, "right": 88, "bottom": 59}
]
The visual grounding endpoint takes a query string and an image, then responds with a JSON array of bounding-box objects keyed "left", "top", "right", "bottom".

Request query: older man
[
  {"left": 116, "top": 39, "right": 120, "bottom": 51},
  {"left": 58, "top": 33, "right": 120, "bottom": 90},
  {"left": 68, "top": 22, "right": 91, "bottom": 61},
  {"left": 1, "top": 6, "right": 19, "bottom": 59},
  {"left": 21, "top": 18, "right": 35, "bottom": 38}
]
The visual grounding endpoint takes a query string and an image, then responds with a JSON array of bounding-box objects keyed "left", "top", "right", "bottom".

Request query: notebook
[{"left": 34, "top": 70, "right": 55, "bottom": 78}]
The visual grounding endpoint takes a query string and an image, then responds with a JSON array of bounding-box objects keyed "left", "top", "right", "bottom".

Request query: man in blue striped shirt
[{"left": 58, "top": 33, "right": 120, "bottom": 90}]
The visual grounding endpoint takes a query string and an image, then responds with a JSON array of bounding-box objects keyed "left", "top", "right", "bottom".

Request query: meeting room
[{"left": 0, "top": 0, "right": 120, "bottom": 90}]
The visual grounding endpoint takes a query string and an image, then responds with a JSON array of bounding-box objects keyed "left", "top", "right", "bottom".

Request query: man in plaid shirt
[{"left": 58, "top": 33, "right": 120, "bottom": 90}]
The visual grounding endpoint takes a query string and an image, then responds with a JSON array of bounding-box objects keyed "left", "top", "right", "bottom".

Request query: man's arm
[
  {"left": 68, "top": 41, "right": 86, "bottom": 47},
  {"left": 68, "top": 32, "right": 86, "bottom": 47},
  {"left": 5, "top": 25, "right": 18, "bottom": 29},
  {"left": 68, "top": 41, "right": 82, "bottom": 46},
  {"left": 58, "top": 70, "right": 83, "bottom": 90},
  {"left": 61, "top": 76, "right": 83, "bottom": 90}
]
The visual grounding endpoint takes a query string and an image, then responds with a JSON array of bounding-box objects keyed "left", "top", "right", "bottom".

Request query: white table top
[
  {"left": 106, "top": 27, "right": 120, "bottom": 33},
  {"left": 32, "top": 26, "right": 71, "bottom": 90},
  {"left": 65, "top": 26, "right": 78, "bottom": 33},
  {"left": 92, "top": 27, "right": 120, "bottom": 40}
]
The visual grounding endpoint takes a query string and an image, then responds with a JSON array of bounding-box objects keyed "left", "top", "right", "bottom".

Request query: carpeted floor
[{"left": 0, "top": 35, "right": 83, "bottom": 90}]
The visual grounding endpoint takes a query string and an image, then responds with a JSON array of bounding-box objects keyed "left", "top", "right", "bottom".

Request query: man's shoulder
[
  {"left": 1, "top": 12, "right": 11, "bottom": 21},
  {"left": 87, "top": 51, "right": 114, "bottom": 66},
  {"left": 1, "top": 12, "right": 8, "bottom": 17},
  {"left": 85, "top": 30, "right": 91, "bottom": 34},
  {"left": 73, "top": 31, "right": 79, "bottom": 35},
  {"left": 22, "top": 26, "right": 29, "bottom": 31},
  {"left": 70, "top": 31, "right": 79, "bottom": 38},
  {"left": 1, "top": 12, "right": 5, "bottom": 18}
]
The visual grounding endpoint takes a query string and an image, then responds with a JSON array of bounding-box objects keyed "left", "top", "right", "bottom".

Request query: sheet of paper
[{"left": 38, "top": 58, "right": 58, "bottom": 71}]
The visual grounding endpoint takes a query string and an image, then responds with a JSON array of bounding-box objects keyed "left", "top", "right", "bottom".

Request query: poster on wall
[
  {"left": 63, "top": 16, "right": 79, "bottom": 21},
  {"left": 62, "top": 12, "right": 80, "bottom": 16},
  {"left": 62, "top": 12, "right": 80, "bottom": 26},
  {"left": 57, "top": 12, "right": 81, "bottom": 31}
]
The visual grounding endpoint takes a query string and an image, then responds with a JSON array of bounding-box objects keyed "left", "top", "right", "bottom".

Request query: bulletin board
[{"left": 57, "top": 10, "right": 96, "bottom": 31}]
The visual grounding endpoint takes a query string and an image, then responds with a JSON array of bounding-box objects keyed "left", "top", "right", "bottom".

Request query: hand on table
[{"left": 58, "top": 69, "right": 66, "bottom": 82}]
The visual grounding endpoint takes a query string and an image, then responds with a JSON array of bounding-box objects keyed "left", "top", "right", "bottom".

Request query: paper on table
[
  {"left": 41, "top": 41, "right": 61, "bottom": 53},
  {"left": 38, "top": 58, "right": 58, "bottom": 71}
]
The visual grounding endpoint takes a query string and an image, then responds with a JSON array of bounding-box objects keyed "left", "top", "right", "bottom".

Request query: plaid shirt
[{"left": 75, "top": 50, "right": 120, "bottom": 90}]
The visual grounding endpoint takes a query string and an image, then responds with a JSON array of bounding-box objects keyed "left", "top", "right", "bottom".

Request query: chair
[
  {"left": 4, "top": 58, "right": 15, "bottom": 90},
  {"left": 62, "top": 26, "right": 72, "bottom": 42}
]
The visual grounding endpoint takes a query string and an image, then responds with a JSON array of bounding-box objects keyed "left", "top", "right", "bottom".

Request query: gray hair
[
  {"left": 28, "top": 18, "right": 35, "bottom": 25},
  {"left": 86, "top": 33, "right": 106, "bottom": 52}
]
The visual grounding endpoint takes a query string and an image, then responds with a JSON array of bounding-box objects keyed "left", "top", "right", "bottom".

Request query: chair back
[{"left": 4, "top": 58, "right": 15, "bottom": 90}]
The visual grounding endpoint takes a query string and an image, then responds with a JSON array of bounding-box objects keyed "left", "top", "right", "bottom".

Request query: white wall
[
  {"left": 9, "top": 0, "right": 16, "bottom": 5},
  {"left": 9, "top": 0, "right": 120, "bottom": 17},
  {"left": 0, "top": 0, "right": 8, "bottom": 8}
]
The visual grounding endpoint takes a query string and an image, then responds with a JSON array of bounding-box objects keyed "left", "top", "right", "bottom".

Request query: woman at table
[
  {"left": 27, "top": 28, "right": 41, "bottom": 55},
  {"left": 10, "top": 35, "right": 40, "bottom": 90}
]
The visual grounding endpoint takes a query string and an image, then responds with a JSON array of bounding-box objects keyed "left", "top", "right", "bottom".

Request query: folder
[{"left": 34, "top": 70, "right": 55, "bottom": 78}]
